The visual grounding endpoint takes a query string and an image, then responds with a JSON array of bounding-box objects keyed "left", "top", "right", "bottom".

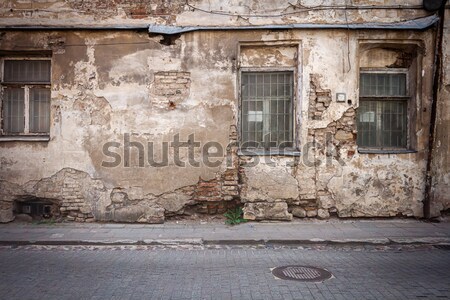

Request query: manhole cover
[{"left": 272, "top": 265, "right": 332, "bottom": 282}]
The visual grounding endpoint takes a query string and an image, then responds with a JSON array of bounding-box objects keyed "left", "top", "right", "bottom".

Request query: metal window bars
[
  {"left": 241, "top": 71, "right": 293, "bottom": 149},
  {"left": 357, "top": 71, "right": 408, "bottom": 148}
]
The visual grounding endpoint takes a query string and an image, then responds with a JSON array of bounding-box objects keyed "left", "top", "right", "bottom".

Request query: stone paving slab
[{"left": 0, "top": 219, "right": 449, "bottom": 246}]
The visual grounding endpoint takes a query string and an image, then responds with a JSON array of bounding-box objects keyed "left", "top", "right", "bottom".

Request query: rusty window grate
[
  {"left": 1, "top": 59, "right": 51, "bottom": 135},
  {"left": 360, "top": 72, "right": 407, "bottom": 97},
  {"left": 241, "top": 71, "right": 293, "bottom": 149},
  {"left": 357, "top": 70, "right": 408, "bottom": 149}
]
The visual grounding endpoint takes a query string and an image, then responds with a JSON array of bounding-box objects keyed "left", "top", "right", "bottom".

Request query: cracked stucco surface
[
  {"left": 0, "top": 1, "right": 445, "bottom": 222},
  {"left": 430, "top": 9, "right": 450, "bottom": 217}
]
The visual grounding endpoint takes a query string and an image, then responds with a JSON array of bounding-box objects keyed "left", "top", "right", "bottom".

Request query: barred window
[
  {"left": 1, "top": 59, "right": 51, "bottom": 135},
  {"left": 357, "top": 70, "right": 408, "bottom": 148},
  {"left": 241, "top": 71, "right": 293, "bottom": 149}
]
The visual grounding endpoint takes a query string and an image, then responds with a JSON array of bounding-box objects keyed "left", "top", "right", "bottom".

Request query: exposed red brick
[{"left": 130, "top": 7, "right": 148, "bottom": 19}]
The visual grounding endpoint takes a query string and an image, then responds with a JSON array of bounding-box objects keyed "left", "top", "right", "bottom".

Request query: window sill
[
  {"left": 0, "top": 135, "right": 50, "bottom": 142},
  {"left": 238, "top": 149, "right": 301, "bottom": 156},
  {"left": 357, "top": 148, "right": 417, "bottom": 154}
]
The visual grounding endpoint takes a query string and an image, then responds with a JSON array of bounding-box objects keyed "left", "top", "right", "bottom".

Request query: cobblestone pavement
[{"left": 0, "top": 245, "right": 449, "bottom": 300}]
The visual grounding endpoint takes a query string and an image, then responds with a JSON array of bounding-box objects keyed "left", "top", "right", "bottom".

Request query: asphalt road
[{"left": 0, "top": 245, "right": 449, "bottom": 300}]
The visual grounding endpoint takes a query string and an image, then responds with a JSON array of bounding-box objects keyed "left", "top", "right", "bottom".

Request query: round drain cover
[{"left": 272, "top": 265, "right": 332, "bottom": 282}]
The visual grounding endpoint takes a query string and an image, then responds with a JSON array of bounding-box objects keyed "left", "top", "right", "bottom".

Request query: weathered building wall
[
  {"left": 240, "top": 30, "right": 434, "bottom": 220},
  {"left": 0, "top": 0, "right": 430, "bottom": 28},
  {"left": 431, "top": 9, "right": 450, "bottom": 217},
  {"left": 0, "top": 30, "right": 240, "bottom": 222},
  {"left": 0, "top": 0, "right": 444, "bottom": 223}
]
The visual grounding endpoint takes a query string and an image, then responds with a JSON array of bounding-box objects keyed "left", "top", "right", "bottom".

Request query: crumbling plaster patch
[
  {"left": 243, "top": 202, "right": 293, "bottom": 221},
  {"left": 186, "top": 70, "right": 236, "bottom": 109},
  {"left": 308, "top": 74, "right": 332, "bottom": 120},
  {"left": 108, "top": 50, "right": 153, "bottom": 85},
  {"left": 240, "top": 45, "right": 297, "bottom": 68},
  {"left": 240, "top": 160, "right": 299, "bottom": 203},
  {"left": 0, "top": 165, "right": 238, "bottom": 223},
  {"left": 73, "top": 44, "right": 99, "bottom": 90},
  {"left": 0, "top": 168, "right": 108, "bottom": 223},
  {"left": 328, "top": 160, "right": 424, "bottom": 217},
  {"left": 73, "top": 96, "right": 112, "bottom": 128}
]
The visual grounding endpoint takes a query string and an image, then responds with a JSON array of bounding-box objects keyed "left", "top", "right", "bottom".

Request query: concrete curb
[{"left": 0, "top": 237, "right": 449, "bottom": 247}]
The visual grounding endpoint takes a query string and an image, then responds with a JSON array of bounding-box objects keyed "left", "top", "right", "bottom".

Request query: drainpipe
[{"left": 423, "top": 3, "right": 446, "bottom": 219}]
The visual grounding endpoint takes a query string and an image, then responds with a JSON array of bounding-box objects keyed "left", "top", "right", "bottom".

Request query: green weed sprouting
[{"left": 224, "top": 207, "right": 247, "bottom": 225}]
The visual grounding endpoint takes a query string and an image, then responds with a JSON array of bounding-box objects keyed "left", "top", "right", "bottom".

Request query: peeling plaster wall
[
  {"left": 431, "top": 9, "right": 450, "bottom": 217},
  {"left": 240, "top": 29, "right": 434, "bottom": 220},
  {"left": 0, "top": 30, "right": 240, "bottom": 223},
  {"left": 0, "top": 0, "right": 429, "bottom": 27},
  {"left": 0, "top": 1, "right": 443, "bottom": 223}
]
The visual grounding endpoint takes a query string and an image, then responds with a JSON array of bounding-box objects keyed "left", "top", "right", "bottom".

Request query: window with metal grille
[
  {"left": 1, "top": 59, "right": 51, "bottom": 135},
  {"left": 357, "top": 70, "right": 408, "bottom": 148},
  {"left": 241, "top": 71, "right": 293, "bottom": 149}
]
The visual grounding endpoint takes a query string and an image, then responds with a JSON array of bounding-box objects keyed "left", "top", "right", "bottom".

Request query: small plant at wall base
[
  {"left": 32, "top": 218, "right": 57, "bottom": 225},
  {"left": 224, "top": 207, "right": 247, "bottom": 225}
]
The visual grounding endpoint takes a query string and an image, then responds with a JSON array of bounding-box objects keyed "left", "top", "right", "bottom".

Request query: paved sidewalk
[{"left": 0, "top": 219, "right": 449, "bottom": 246}]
